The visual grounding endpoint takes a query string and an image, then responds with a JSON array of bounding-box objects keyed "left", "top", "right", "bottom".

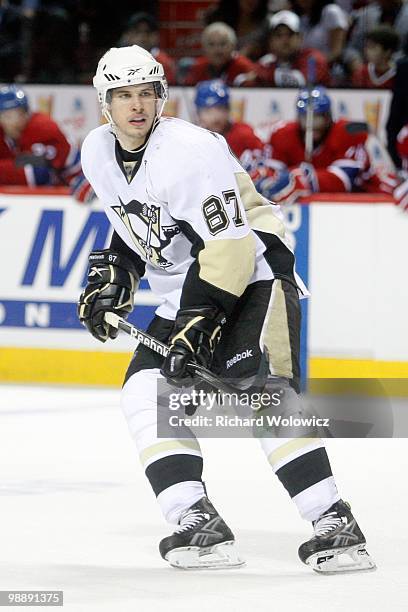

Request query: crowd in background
[
  {"left": 1, "top": 0, "right": 408, "bottom": 89},
  {"left": 1, "top": 0, "right": 408, "bottom": 205}
]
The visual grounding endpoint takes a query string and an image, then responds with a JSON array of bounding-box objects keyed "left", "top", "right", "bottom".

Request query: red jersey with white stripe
[
  {"left": 257, "top": 48, "right": 329, "bottom": 87},
  {"left": 351, "top": 62, "right": 396, "bottom": 89},
  {"left": 0, "top": 112, "right": 81, "bottom": 186}
]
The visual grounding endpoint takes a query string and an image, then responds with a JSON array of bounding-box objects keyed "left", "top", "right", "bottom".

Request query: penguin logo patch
[{"left": 111, "top": 197, "right": 180, "bottom": 267}]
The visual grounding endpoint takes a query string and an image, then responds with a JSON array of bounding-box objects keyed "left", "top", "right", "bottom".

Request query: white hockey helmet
[{"left": 93, "top": 45, "right": 168, "bottom": 124}]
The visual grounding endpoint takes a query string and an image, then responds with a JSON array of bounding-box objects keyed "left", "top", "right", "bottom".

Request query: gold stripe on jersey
[
  {"left": 198, "top": 233, "right": 255, "bottom": 297},
  {"left": 235, "top": 171, "right": 286, "bottom": 237},
  {"left": 246, "top": 206, "right": 286, "bottom": 237},
  {"left": 139, "top": 439, "right": 202, "bottom": 467},
  {"left": 234, "top": 171, "right": 266, "bottom": 212},
  {"left": 262, "top": 279, "right": 293, "bottom": 379},
  {"left": 267, "top": 438, "right": 322, "bottom": 468}
]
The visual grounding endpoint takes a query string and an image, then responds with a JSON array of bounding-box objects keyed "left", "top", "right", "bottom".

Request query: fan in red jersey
[
  {"left": 351, "top": 26, "right": 399, "bottom": 90},
  {"left": 184, "top": 22, "right": 261, "bottom": 87},
  {"left": 0, "top": 85, "right": 94, "bottom": 203},
  {"left": 257, "top": 10, "right": 329, "bottom": 88},
  {"left": 251, "top": 86, "right": 401, "bottom": 206},
  {"left": 194, "top": 79, "right": 264, "bottom": 162}
]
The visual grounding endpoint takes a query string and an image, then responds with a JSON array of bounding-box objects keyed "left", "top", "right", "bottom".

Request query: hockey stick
[
  {"left": 104, "top": 312, "right": 268, "bottom": 395},
  {"left": 304, "top": 56, "right": 317, "bottom": 163}
]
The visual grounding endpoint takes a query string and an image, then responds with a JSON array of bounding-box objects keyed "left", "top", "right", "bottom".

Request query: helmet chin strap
[{"left": 104, "top": 96, "right": 167, "bottom": 152}]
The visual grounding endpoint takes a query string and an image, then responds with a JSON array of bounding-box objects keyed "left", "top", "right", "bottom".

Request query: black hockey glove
[
  {"left": 161, "top": 306, "right": 226, "bottom": 386},
  {"left": 78, "top": 249, "right": 139, "bottom": 342}
]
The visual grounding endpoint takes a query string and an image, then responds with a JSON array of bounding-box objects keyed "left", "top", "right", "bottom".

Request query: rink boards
[{"left": 0, "top": 190, "right": 407, "bottom": 386}]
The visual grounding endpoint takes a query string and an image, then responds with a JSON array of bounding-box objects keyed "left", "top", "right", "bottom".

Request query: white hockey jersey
[{"left": 81, "top": 117, "right": 299, "bottom": 320}]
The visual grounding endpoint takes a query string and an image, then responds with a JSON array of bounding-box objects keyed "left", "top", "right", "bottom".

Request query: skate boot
[
  {"left": 298, "top": 499, "right": 376, "bottom": 574},
  {"left": 159, "top": 496, "right": 245, "bottom": 570}
]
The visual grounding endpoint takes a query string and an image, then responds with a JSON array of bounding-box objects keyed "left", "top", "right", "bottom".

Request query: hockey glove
[
  {"left": 70, "top": 171, "right": 97, "bottom": 204},
  {"left": 78, "top": 249, "right": 139, "bottom": 342},
  {"left": 15, "top": 152, "right": 53, "bottom": 185},
  {"left": 394, "top": 178, "right": 408, "bottom": 212},
  {"left": 161, "top": 306, "right": 226, "bottom": 386},
  {"left": 251, "top": 163, "right": 312, "bottom": 205}
]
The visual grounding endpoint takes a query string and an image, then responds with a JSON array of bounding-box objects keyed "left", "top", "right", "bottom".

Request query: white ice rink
[{"left": 0, "top": 384, "right": 407, "bottom": 612}]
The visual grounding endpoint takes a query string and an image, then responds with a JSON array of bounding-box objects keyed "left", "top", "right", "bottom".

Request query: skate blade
[
  {"left": 165, "top": 540, "right": 246, "bottom": 570},
  {"left": 308, "top": 544, "right": 377, "bottom": 574}
]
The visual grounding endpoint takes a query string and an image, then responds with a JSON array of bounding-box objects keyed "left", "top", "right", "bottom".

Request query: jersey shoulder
[
  {"left": 81, "top": 124, "right": 114, "bottom": 176},
  {"left": 149, "top": 117, "right": 229, "bottom": 160},
  {"left": 25, "top": 112, "right": 65, "bottom": 139},
  {"left": 230, "top": 121, "right": 256, "bottom": 135},
  {"left": 81, "top": 124, "right": 113, "bottom": 158},
  {"left": 270, "top": 120, "right": 299, "bottom": 142},
  {"left": 330, "top": 119, "right": 369, "bottom": 147}
]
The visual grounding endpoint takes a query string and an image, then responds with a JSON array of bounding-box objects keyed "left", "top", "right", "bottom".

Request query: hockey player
[
  {"left": 391, "top": 124, "right": 408, "bottom": 211},
  {"left": 78, "top": 45, "right": 375, "bottom": 572},
  {"left": 0, "top": 85, "right": 94, "bottom": 203},
  {"left": 252, "top": 86, "right": 397, "bottom": 206},
  {"left": 194, "top": 79, "right": 264, "bottom": 160}
]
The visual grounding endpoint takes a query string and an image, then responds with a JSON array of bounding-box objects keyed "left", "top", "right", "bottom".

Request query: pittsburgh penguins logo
[{"left": 111, "top": 197, "right": 180, "bottom": 268}]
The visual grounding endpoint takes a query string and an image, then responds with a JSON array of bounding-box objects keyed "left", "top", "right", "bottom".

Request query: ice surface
[{"left": 0, "top": 385, "right": 407, "bottom": 612}]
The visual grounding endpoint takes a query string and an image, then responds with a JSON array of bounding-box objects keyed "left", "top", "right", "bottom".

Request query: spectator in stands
[
  {"left": 204, "top": 0, "right": 269, "bottom": 60},
  {"left": 257, "top": 10, "right": 330, "bottom": 87},
  {"left": 386, "top": 48, "right": 408, "bottom": 168},
  {"left": 117, "top": 12, "right": 176, "bottom": 86},
  {"left": 250, "top": 86, "right": 402, "bottom": 206},
  {"left": 194, "top": 79, "right": 264, "bottom": 160},
  {"left": 346, "top": 1, "right": 408, "bottom": 71},
  {"left": 0, "top": 0, "right": 24, "bottom": 81},
  {"left": 352, "top": 26, "right": 399, "bottom": 89},
  {"left": 0, "top": 85, "right": 94, "bottom": 203},
  {"left": 22, "top": 1, "right": 79, "bottom": 83},
  {"left": 292, "top": 0, "right": 349, "bottom": 65},
  {"left": 183, "top": 22, "right": 261, "bottom": 86}
]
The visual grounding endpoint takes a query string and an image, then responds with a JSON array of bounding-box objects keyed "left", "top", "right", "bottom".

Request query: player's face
[
  {"left": 365, "top": 41, "right": 386, "bottom": 65},
  {"left": 0, "top": 107, "right": 28, "bottom": 139},
  {"left": 109, "top": 83, "right": 157, "bottom": 150},
  {"left": 197, "top": 106, "right": 230, "bottom": 134},
  {"left": 203, "top": 32, "right": 234, "bottom": 68},
  {"left": 269, "top": 26, "right": 300, "bottom": 60},
  {"left": 299, "top": 113, "right": 331, "bottom": 146}
]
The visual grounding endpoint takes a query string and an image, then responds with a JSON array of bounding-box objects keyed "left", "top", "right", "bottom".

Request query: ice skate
[
  {"left": 159, "top": 496, "right": 245, "bottom": 570},
  {"left": 298, "top": 499, "right": 376, "bottom": 574}
]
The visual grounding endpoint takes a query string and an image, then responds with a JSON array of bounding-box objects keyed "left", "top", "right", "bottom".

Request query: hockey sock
[
  {"left": 261, "top": 438, "right": 340, "bottom": 522},
  {"left": 157, "top": 480, "right": 206, "bottom": 524}
]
